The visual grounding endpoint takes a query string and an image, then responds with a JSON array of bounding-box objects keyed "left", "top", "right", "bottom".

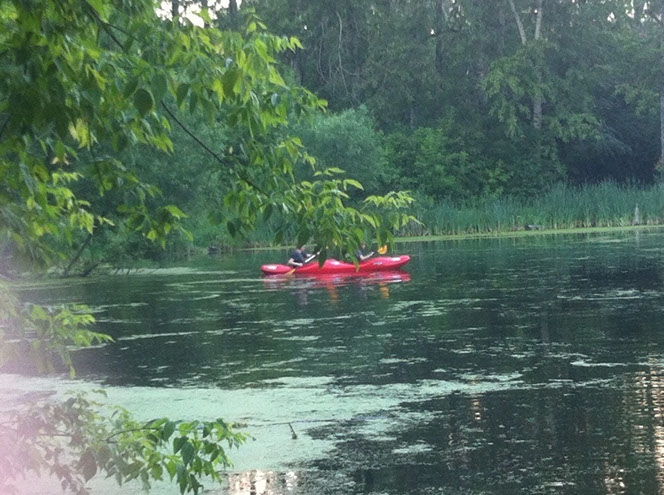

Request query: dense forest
[
  {"left": 7, "top": 0, "right": 664, "bottom": 273},
  {"left": 244, "top": 0, "right": 663, "bottom": 191},
  {"left": 132, "top": 0, "right": 664, "bottom": 259}
]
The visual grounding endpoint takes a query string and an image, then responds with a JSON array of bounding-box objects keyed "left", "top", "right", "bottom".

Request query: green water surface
[{"left": 5, "top": 229, "right": 664, "bottom": 494}]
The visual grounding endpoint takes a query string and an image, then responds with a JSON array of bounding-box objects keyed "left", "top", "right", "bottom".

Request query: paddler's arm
[
  {"left": 358, "top": 251, "right": 375, "bottom": 261},
  {"left": 304, "top": 249, "right": 322, "bottom": 263}
]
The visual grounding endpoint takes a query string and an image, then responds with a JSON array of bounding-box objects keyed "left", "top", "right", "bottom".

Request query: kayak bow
[{"left": 261, "top": 255, "right": 411, "bottom": 275}]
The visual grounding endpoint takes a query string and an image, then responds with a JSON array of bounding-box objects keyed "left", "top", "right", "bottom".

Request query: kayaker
[
  {"left": 357, "top": 243, "right": 374, "bottom": 262},
  {"left": 287, "top": 245, "right": 316, "bottom": 268}
]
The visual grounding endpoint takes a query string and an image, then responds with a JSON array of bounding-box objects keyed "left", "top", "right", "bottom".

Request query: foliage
[
  {"left": 271, "top": 169, "right": 417, "bottom": 258},
  {"left": 248, "top": 0, "right": 664, "bottom": 195},
  {"left": 0, "top": 0, "right": 412, "bottom": 271},
  {"left": 0, "top": 0, "right": 416, "bottom": 493},
  {"left": 0, "top": 389, "right": 245, "bottom": 495},
  {"left": 385, "top": 121, "right": 509, "bottom": 201},
  {"left": 292, "top": 107, "right": 390, "bottom": 194}
]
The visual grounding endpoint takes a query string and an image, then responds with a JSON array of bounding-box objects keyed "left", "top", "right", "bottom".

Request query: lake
[{"left": 5, "top": 229, "right": 664, "bottom": 494}]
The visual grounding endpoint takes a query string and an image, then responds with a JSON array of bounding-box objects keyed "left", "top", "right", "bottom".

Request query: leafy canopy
[
  {"left": 0, "top": 0, "right": 415, "bottom": 493},
  {"left": 0, "top": 0, "right": 414, "bottom": 267}
]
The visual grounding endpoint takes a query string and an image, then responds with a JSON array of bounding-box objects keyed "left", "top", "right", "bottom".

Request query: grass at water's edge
[
  {"left": 394, "top": 224, "right": 664, "bottom": 243},
  {"left": 12, "top": 224, "right": 662, "bottom": 282},
  {"left": 240, "top": 224, "right": 664, "bottom": 252}
]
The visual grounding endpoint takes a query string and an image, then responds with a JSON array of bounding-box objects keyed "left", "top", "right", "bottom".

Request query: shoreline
[
  {"left": 242, "top": 223, "right": 664, "bottom": 252},
  {"left": 7, "top": 225, "right": 662, "bottom": 282},
  {"left": 394, "top": 223, "right": 664, "bottom": 243}
]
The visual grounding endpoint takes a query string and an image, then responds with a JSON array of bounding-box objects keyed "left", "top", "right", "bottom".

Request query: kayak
[{"left": 261, "top": 255, "right": 411, "bottom": 275}]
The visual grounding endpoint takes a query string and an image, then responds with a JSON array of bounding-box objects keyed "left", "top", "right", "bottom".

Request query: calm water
[{"left": 6, "top": 229, "right": 664, "bottom": 494}]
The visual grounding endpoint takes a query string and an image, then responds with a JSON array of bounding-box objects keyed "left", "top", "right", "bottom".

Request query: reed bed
[{"left": 407, "top": 182, "right": 664, "bottom": 236}]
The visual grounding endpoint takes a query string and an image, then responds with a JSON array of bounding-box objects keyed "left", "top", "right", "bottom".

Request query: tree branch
[
  {"left": 78, "top": 260, "right": 101, "bottom": 278},
  {"left": 83, "top": 1, "right": 125, "bottom": 51},
  {"left": 335, "top": 11, "right": 350, "bottom": 95},
  {"left": 161, "top": 103, "right": 226, "bottom": 163},
  {"left": 534, "top": 0, "right": 544, "bottom": 40},
  {"left": 105, "top": 426, "right": 160, "bottom": 442},
  {"left": 63, "top": 232, "right": 94, "bottom": 277},
  {"left": 506, "top": 0, "right": 527, "bottom": 45},
  {"left": 161, "top": 102, "right": 268, "bottom": 196}
]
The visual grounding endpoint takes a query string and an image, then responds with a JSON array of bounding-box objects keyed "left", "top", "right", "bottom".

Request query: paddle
[{"left": 377, "top": 245, "right": 388, "bottom": 255}]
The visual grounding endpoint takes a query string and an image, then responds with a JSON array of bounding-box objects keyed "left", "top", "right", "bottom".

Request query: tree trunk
[
  {"left": 435, "top": 0, "right": 446, "bottom": 76},
  {"left": 532, "top": 0, "right": 544, "bottom": 129},
  {"left": 171, "top": 0, "right": 179, "bottom": 20},
  {"left": 201, "top": 0, "right": 208, "bottom": 28},
  {"left": 534, "top": 0, "right": 543, "bottom": 39},
  {"left": 660, "top": 2, "right": 664, "bottom": 167},
  {"left": 507, "top": 0, "right": 544, "bottom": 129},
  {"left": 507, "top": 0, "right": 527, "bottom": 45},
  {"left": 498, "top": 3, "right": 506, "bottom": 55},
  {"left": 634, "top": 1, "right": 645, "bottom": 29},
  {"left": 227, "top": 0, "right": 238, "bottom": 29},
  {"left": 63, "top": 233, "right": 93, "bottom": 277}
]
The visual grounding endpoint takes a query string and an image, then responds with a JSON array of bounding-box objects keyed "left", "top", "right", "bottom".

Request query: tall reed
[{"left": 408, "top": 182, "right": 664, "bottom": 236}]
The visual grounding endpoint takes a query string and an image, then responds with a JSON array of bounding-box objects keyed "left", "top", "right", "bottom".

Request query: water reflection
[
  {"left": 10, "top": 231, "right": 664, "bottom": 494},
  {"left": 226, "top": 470, "right": 299, "bottom": 495},
  {"left": 261, "top": 271, "right": 411, "bottom": 306},
  {"left": 262, "top": 270, "right": 411, "bottom": 289}
]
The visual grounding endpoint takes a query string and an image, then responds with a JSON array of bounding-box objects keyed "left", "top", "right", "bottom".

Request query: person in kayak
[
  {"left": 357, "top": 243, "right": 375, "bottom": 262},
  {"left": 287, "top": 245, "right": 316, "bottom": 268}
]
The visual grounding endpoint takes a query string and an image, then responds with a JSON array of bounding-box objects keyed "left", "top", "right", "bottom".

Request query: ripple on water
[{"left": 11, "top": 233, "right": 664, "bottom": 494}]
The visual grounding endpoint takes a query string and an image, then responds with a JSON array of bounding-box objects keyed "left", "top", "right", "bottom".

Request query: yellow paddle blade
[{"left": 377, "top": 245, "right": 388, "bottom": 254}]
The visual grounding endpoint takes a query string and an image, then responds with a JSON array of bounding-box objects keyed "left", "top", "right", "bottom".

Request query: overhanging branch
[{"left": 161, "top": 102, "right": 269, "bottom": 196}]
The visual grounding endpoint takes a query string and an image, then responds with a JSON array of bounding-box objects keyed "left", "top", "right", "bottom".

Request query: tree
[
  {"left": 638, "top": 0, "right": 664, "bottom": 176},
  {"left": 505, "top": 0, "right": 544, "bottom": 128},
  {"left": 292, "top": 107, "right": 391, "bottom": 195},
  {"left": 0, "top": 0, "right": 415, "bottom": 493}
]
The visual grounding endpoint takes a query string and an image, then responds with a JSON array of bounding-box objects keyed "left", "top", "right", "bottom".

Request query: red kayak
[{"left": 261, "top": 255, "right": 411, "bottom": 275}]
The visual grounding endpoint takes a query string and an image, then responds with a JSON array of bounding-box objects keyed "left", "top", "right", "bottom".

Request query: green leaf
[
  {"left": 150, "top": 464, "right": 163, "bottom": 480},
  {"left": 134, "top": 89, "right": 154, "bottom": 116},
  {"left": 198, "top": 8, "right": 213, "bottom": 24},
  {"left": 176, "top": 84, "right": 190, "bottom": 107},
  {"left": 162, "top": 420, "right": 176, "bottom": 441},
  {"left": 55, "top": 141, "right": 66, "bottom": 161},
  {"left": 30, "top": 305, "right": 47, "bottom": 320},
  {"left": 297, "top": 228, "right": 309, "bottom": 247},
  {"left": 181, "top": 441, "right": 195, "bottom": 466},
  {"left": 165, "top": 205, "right": 187, "bottom": 218},
  {"left": 87, "top": 0, "right": 106, "bottom": 20},
  {"left": 123, "top": 78, "right": 139, "bottom": 98},
  {"left": 263, "top": 204, "right": 273, "bottom": 222},
  {"left": 80, "top": 448, "right": 97, "bottom": 481},
  {"left": 173, "top": 437, "right": 186, "bottom": 453},
  {"left": 222, "top": 71, "right": 240, "bottom": 96},
  {"left": 152, "top": 74, "right": 168, "bottom": 102},
  {"left": 166, "top": 460, "right": 177, "bottom": 479}
]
